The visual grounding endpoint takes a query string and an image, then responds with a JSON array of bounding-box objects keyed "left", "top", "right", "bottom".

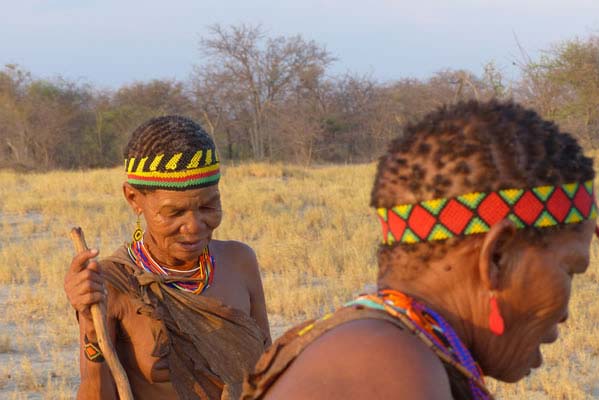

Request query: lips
[
  {"left": 541, "top": 332, "right": 559, "bottom": 345},
  {"left": 177, "top": 239, "right": 203, "bottom": 252},
  {"left": 541, "top": 322, "right": 568, "bottom": 344},
  {"left": 541, "top": 325, "right": 560, "bottom": 345}
]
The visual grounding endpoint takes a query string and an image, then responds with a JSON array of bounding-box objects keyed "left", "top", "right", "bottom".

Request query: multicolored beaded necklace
[
  {"left": 127, "top": 239, "right": 215, "bottom": 294},
  {"left": 346, "top": 290, "right": 491, "bottom": 400}
]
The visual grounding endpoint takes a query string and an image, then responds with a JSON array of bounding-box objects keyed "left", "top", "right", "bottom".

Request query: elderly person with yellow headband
[
  {"left": 64, "top": 116, "right": 271, "bottom": 399},
  {"left": 243, "top": 100, "right": 597, "bottom": 399}
]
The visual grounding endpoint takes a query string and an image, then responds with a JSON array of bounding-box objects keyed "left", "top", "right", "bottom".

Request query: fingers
[
  {"left": 69, "top": 248, "right": 99, "bottom": 273},
  {"left": 66, "top": 290, "right": 106, "bottom": 312},
  {"left": 65, "top": 273, "right": 106, "bottom": 301},
  {"left": 79, "top": 291, "right": 106, "bottom": 306},
  {"left": 66, "top": 284, "right": 107, "bottom": 315},
  {"left": 64, "top": 251, "right": 108, "bottom": 317},
  {"left": 66, "top": 266, "right": 105, "bottom": 295},
  {"left": 78, "top": 279, "right": 105, "bottom": 295},
  {"left": 65, "top": 260, "right": 103, "bottom": 288},
  {"left": 82, "top": 260, "right": 103, "bottom": 282}
]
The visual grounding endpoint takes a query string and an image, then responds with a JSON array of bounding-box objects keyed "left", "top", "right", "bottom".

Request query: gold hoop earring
[{"left": 133, "top": 214, "right": 144, "bottom": 243}]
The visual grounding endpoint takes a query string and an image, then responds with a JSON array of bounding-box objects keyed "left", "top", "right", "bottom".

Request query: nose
[
  {"left": 559, "top": 312, "right": 569, "bottom": 324},
  {"left": 180, "top": 211, "right": 207, "bottom": 235}
]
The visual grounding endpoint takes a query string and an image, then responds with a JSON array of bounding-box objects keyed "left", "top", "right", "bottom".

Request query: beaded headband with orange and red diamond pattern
[{"left": 377, "top": 180, "right": 597, "bottom": 245}]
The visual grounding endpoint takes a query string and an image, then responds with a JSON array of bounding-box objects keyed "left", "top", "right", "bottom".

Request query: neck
[{"left": 378, "top": 261, "right": 487, "bottom": 353}]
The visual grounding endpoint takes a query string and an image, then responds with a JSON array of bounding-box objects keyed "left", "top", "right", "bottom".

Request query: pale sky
[{"left": 1, "top": 0, "right": 598, "bottom": 88}]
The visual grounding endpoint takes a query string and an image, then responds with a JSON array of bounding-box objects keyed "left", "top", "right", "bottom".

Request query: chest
[
  {"left": 201, "top": 265, "right": 251, "bottom": 315},
  {"left": 115, "top": 265, "right": 251, "bottom": 383}
]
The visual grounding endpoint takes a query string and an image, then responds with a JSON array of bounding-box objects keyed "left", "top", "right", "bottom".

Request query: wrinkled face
[
  {"left": 484, "top": 220, "right": 595, "bottom": 381},
  {"left": 131, "top": 185, "right": 222, "bottom": 267}
]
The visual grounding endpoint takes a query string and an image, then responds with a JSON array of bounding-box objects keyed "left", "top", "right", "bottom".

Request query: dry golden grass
[{"left": 0, "top": 163, "right": 598, "bottom": 398}]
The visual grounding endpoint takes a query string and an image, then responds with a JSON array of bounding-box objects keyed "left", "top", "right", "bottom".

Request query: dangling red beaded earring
[{"left": 489, "top": 293, "right": 505, "bottom": 336}]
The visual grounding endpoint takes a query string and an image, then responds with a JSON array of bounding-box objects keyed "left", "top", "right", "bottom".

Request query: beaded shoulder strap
[{"left": 346, "top": 291, "right": 493, "bottom": 400}]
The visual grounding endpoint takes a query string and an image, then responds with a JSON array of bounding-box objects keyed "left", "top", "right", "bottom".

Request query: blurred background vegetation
[{"left": 1, "top": 25, "right": 598, "bottom": 171}]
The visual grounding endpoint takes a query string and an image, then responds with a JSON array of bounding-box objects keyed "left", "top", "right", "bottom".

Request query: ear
[
  {"left": 478, "top": 218, "right": 517, "bottom": 291},
  {"left": 123, "top": 182, "right": 144, "bottom": 214}
]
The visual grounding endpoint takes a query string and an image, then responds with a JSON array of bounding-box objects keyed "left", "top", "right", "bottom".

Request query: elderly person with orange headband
[
  {"left": 65, "top": 116, "right": 270, "bottom": 399},
  {"left": 243, "top": 100, "right": 597, "bottom": 399}
]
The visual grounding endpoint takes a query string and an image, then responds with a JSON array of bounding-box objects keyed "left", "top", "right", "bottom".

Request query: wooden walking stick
[{"left": 70, "top": 227, "right": 134, "bottom": 400}]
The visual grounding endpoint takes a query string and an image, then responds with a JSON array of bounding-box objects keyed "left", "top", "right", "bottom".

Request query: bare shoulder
[
  {"left": 213, "top": 239, "right": 256, "bottom": 259},
  {"left": 266, "top": 318, "right": 452, "bottom": 400},
  {"left": 211, "top": 240, "right": 260, "bottom": 277},
  {"left": 212, "top": 240, "right": 257, "bottom": 264}
]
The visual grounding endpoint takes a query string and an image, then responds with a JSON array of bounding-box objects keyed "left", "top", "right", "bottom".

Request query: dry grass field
[{"left": 0, "top": 163, "right": 598, "bottom": 399}]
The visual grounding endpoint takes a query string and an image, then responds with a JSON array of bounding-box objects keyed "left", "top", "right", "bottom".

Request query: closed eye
[
  {"left": 162, "top": 208, "right": 185, "bottom": 217},
  {"left": 200, "top": 200, "right": 221, "bottom": 211}
]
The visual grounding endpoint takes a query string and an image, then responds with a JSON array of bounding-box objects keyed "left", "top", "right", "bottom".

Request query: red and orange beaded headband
[
  {"left": 125, "top": 148, "right": 220, "bottom": 191},
  {"left": 377, "top": 180, "right": 597, "bottom": 245}
]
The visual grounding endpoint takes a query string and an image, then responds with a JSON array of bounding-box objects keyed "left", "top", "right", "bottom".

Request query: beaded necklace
[
  {"left": 127, "top": 239, "right": 215, "bottom": 294},
  {"left": 346, "top": 290, "right": 491, "bottom": 400}
]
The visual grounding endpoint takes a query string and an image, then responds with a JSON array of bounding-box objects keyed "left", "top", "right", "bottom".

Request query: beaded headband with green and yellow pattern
[
  {"left": 125, "top": 147, "right": 220, "bottom": 191},
  {"left": 377, "top": 180, "right": 597, "bottom": 245}
]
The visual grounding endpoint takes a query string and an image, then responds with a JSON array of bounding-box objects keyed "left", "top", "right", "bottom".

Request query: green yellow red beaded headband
[
  {"left": 125, "top": 148, "right": 220, "bottom": 191},
  {"left": 377, "top": 180, "right": 597, "bottom": 245}
]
